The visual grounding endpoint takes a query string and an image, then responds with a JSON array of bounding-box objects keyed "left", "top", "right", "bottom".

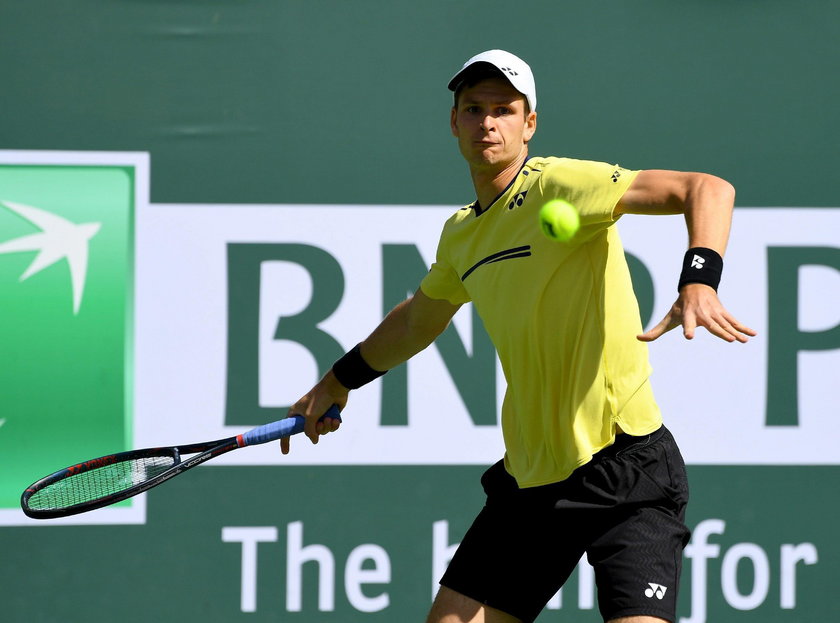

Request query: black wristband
[
  {"left": 678, "top": 247, "right": 723, "bottom": 292},
  {"left": 331, "top": 344, "right": 387, "bottom": 390}
]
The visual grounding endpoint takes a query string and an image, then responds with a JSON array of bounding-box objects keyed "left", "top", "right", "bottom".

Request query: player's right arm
[
  {"left": 358, "top": 288, "right": 462, "bottom": 371},
  {"left": 281, "top": 288, "right": 461, "bottom": 454}
]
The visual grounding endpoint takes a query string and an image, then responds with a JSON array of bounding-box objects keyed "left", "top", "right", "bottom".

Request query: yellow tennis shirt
[{"left": 420, "top": 156, "right": 663, "bottom": 487}]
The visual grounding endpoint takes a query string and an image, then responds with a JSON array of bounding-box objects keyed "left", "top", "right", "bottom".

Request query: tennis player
[{"left": 285, "top": 50, "right": 755, "bottom": 623}]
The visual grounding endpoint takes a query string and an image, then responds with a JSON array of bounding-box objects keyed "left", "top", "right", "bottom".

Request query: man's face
[{"left": 450, "top": 77, "right": 537, "bottom": 171}]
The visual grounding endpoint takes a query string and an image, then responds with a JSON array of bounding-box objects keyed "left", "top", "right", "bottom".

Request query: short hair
[{"left": 452, "top": 63, "right": 531, "bottom": 115}]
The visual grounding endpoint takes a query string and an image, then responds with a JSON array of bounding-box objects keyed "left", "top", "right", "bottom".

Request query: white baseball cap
[{"left": 447, "top": 49, "right": 537, "bottom": 111}]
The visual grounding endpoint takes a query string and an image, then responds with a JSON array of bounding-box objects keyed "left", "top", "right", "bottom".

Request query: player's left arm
[{"left": 615, "top": 169, "right": 757, "bottom": 343}]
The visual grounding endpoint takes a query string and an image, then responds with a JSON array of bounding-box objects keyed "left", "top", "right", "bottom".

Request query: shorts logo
[
  {"left": 691, "top": 254, "right": 706, "bottom": 269},
  {"left": 644, "top": 583, "right": 668, "bottom": 600}
]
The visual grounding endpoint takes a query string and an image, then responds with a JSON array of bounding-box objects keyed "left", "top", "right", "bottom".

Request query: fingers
[
  {"left": 641, "top": 292, "right": 756, "bottom": 344},
  {"left": 724, "top": 312, "right": 758, "bottom": 340},
  {"left": 693, "top": 307, "right": 756, "bottom": 343},
  {"left": 681, "top": 308, "right": 697, "bottom": 340},
  {"left": 304, "top": 410, "right": 341, "bottom": 445},
  {"left": 637, "top": 312, "right": 677, "bottom": 343},
  {"left": 689, "top": 304, "right": 754, "bottom": 342},
  {"left": 707, "top": 313, "right": 741, "bottom": 343},
  {"left": 309, "top": 415, "right": 341, "bottom": 442},
  {"left": 304, "top": 413, "right": 320, "bottom": 445},
  {"left": 316, "top": 416, "right": 342, "bottom": 435},
  {"left": 284, "top": 402, "right": 343, "bottom": 454}
]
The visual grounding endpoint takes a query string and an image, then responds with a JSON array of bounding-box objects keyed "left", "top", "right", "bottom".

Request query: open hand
[{"left": 637, "top": 283, "right": 757, "bottom": 343}]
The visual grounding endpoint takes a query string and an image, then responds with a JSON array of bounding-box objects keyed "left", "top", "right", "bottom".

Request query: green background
[
  {"left": 0, "top": 166, "right": 133, "bottom": 508},
  {"left": 1, "top": 467, "right": 835, "bottom": 621},
  {"left": 1, "top": 1, "right": 838, "bottom": 622},
  {"left": 1, "top": 1, "right": 837, "bottom": 207}
]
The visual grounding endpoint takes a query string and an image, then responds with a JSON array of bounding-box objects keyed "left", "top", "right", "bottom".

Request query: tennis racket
[{"left": 21, "top": 405, "right": 341, "bottom": 520}]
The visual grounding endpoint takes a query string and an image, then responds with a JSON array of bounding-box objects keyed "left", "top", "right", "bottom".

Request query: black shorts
[{"left": 439, "top": 425, "right": 691, "bottom": 623}]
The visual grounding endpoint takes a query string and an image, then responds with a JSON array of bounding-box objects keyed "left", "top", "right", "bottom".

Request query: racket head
[
  {"left": 20, "top": 406, "right": 341, "bottom": 519},
  {"left": 21, "top": 447, "right": 181, "bottom": 519}
]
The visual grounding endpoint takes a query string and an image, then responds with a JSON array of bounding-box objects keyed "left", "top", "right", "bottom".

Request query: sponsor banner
[
  {"left": 0, "top": 151, "right": 149, "bottom": 525},
  {"left": 1, "top": 150, "right": 838, "bottom": 528},
  {"left": 0, "top": 465, "right": 834, "bottom": 623},
  {"left": 135, "top": 204, "right": 840, "bottom": 466}
]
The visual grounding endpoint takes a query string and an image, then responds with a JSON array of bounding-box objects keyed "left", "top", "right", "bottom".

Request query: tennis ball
[{"left": 539, "top": 199, "right": 580, "bottom": 242}]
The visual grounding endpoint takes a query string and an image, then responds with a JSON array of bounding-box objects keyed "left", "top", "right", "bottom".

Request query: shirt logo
[
  {"left": 508, "top": 191, "right": 527, "bottom": 210},
  {"left": 611, "top": 170, "right": 622, "bottom": 183}
]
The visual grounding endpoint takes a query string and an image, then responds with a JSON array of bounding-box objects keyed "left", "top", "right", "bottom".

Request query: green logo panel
[{"left": 0, "top": 165, "right": 134, "bottom": 509}]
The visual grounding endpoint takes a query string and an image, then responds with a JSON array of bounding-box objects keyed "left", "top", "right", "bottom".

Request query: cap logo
[{"left": 499, "top": 66, "right": 519, "bottom": 77}]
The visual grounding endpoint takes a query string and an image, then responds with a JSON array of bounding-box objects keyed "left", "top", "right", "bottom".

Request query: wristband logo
[{"left": 691, "top": 254, "right": 706, "bottom": 269}]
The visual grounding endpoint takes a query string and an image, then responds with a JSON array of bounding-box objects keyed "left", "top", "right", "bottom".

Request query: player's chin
[{"left": 470, "top": 143, "right": 501, "bottom": 157}]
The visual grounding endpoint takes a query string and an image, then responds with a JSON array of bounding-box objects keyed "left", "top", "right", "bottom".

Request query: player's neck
[{"left": 470, "top": 150, "right": 528, "bottom": 211}]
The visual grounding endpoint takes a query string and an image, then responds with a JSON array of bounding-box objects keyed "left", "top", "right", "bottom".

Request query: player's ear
[
  {"left": 524, "top": 111, "right": 537, "bottom": 143},
  {"left": 450, "top": 107, "right": 459, "bottom": 137}
]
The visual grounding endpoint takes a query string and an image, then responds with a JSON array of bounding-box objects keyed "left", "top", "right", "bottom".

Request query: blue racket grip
[{"left": 239, "top": 405, "right": 342, "bottom": 446}]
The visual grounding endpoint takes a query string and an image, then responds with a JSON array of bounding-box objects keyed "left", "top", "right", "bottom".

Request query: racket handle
[{"left": 239, "top": 405, "right": 342, "bottom": 446}]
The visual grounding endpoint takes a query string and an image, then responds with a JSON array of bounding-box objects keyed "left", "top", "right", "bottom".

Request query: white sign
[{"left": 136, "top": 204, "right": 840, "bottom": 466}]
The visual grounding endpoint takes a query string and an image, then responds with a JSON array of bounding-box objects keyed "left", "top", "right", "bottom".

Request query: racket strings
[{"left": 26, "top": 456, "right": 176, "bottom": 511}]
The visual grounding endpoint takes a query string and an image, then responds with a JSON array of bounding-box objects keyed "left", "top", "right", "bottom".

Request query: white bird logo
[{"left": 0, "top": 200, "right": 101, "bottom": 314}]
